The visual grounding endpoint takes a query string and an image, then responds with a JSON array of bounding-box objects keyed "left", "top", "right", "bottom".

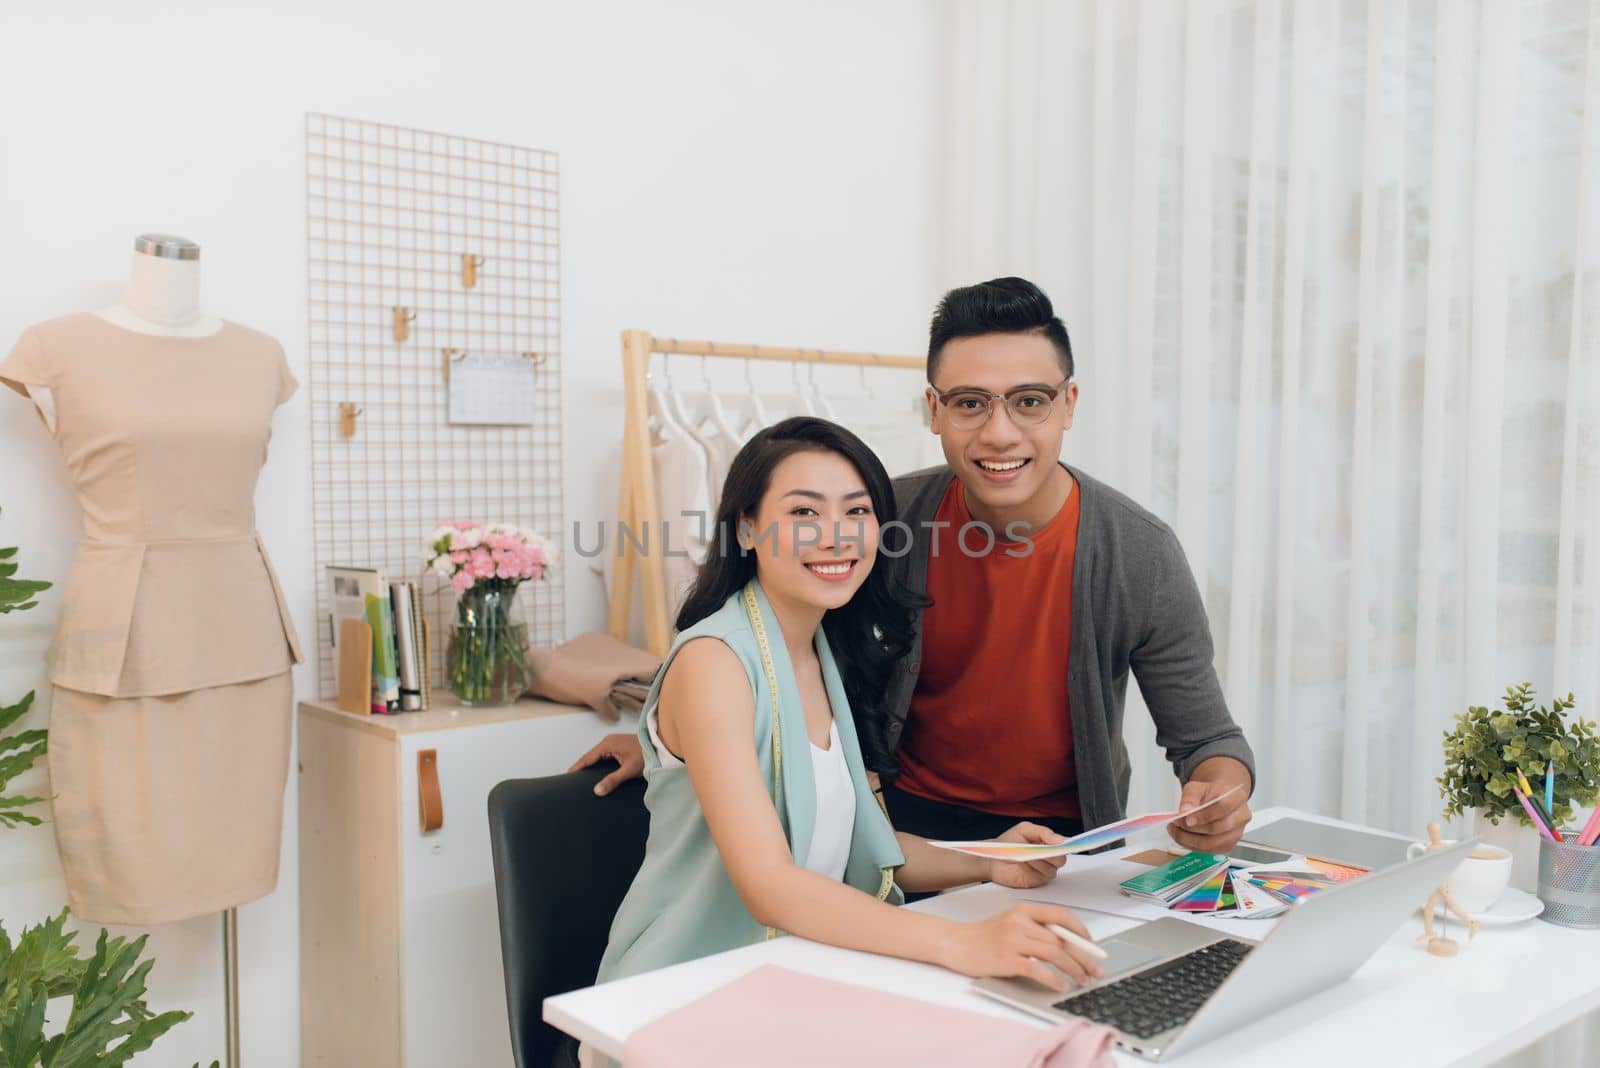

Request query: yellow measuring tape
[{"left": 740, "top": 583, "right": 894, "bottom": 932}]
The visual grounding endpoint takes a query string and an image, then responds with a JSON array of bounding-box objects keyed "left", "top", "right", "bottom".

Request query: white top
[{"left": 647, "top": 707, "right": 855, "bottom": 881}]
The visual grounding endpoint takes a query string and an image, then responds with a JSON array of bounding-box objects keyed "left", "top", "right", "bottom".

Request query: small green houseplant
[
  {"left": 1, "top": 519, "right": 52, "bottom": 828},
  {"left": 0, "top": 516, "right": 213, "bottom": 1066},
  {"left": 1437, "top": 682, "right": 1600, "bottom": 829}
]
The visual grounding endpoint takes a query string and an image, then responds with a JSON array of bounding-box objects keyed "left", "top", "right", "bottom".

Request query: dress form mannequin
[
  {"left": 3, "top": 234, "right": 298, "bottom": 1068},
  {"left": 26, "top": 233, "right": 223, "bottom": 433}
]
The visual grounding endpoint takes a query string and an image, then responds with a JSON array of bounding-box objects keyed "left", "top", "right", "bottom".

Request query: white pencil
[{"left": 1048, "top": 923, "right": 1109, "bottom": 960}]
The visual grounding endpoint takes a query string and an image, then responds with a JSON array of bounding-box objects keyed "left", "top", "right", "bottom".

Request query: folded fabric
[
  {"left": 620, "top": 964, "right": 1118, "bottom": 1068},
  {"left": 609, "top": 678, "right": 652, "bottom": 715},
  {"left": 525, "top": 631, "right": 661, "bottom": 721}
]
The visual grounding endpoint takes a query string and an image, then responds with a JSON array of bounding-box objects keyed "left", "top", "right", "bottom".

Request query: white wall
[{"left": 0, "top": 2, "right": 938, "bottom": 1063}]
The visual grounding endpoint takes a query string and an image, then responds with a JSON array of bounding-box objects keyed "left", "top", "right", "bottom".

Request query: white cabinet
[{"left": 298, "top": 698, "right": 635, "bottom": 1067}]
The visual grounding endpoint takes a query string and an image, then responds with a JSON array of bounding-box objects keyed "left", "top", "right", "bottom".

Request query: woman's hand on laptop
[
  {"left": 1170, "top": 758, "right": 1253, "bottom": 853},
  {"left": 942, "top": 903, "right": 1105, "bottom": 992},
  {"left": 986, "top": 822, "right": 1069, "bottom": 889}
]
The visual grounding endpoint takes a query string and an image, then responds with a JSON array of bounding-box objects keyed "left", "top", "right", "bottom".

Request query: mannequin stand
[{"left": 223, "top": 907, "right": 240, "bottom": 1068}]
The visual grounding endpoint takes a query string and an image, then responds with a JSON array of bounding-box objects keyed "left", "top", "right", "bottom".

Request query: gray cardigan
[{"left": 876, "top": 463, "right": 1256, "bottom": 831}]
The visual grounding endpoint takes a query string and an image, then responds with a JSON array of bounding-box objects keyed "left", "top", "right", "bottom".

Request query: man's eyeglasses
[{"left": 927, "top": 377, "right": 1073, "bottom": 430}]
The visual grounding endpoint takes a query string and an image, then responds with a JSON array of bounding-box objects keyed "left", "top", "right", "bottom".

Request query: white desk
[{"left": 546, "top": 807, "right": 1600, "bottom": 1066}]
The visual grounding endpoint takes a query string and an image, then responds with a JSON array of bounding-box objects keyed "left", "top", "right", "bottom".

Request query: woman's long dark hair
[{"left": 674, "top": 417, "right": 927, "bottom": 770}]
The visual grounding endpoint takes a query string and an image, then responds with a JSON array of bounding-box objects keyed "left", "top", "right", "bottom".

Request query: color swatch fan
[{"left": 930, "top": 785, "right": 1243, "bottom": 861}]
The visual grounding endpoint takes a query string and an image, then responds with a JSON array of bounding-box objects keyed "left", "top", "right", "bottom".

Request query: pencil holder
[{"left": 1536, "top": 832, "right": 1600, "bottom": 929}]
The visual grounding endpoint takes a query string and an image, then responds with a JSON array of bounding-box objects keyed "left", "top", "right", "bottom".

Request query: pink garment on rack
[{"left": 619, "top": 964, "right": 1118, "bottom": 1068}]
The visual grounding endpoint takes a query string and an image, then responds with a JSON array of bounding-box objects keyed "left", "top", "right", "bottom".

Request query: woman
[{"left": 596, "top": 417, "right": 1103, "bottom": 991}]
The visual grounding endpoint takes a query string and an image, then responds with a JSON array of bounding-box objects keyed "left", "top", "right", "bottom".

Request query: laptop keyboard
[{"left": 1052, "top": 938, "right": 1254, "bottom": 1040}]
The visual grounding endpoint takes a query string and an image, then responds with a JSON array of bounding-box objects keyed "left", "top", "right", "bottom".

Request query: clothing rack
[{"left": 609, "top": 329, "right": 923, "bottom": 655}]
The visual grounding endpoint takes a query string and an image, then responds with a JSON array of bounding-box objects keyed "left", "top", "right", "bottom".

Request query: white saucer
[{"left": 1432, "top": 887, "right": 1544, "bottom": 927}]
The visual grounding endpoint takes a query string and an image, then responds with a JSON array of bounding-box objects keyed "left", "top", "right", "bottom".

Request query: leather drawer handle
[{"left": 418, "top": 748, "right": 443, "bottom": 832}]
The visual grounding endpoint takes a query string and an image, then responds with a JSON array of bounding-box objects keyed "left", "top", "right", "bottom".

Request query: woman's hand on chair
[
  {"left": 941, "top": 903, "right": 1103, "bottom": 992},
  {"left": 568, "top": 733, "right": 646, "bottom": 796}
]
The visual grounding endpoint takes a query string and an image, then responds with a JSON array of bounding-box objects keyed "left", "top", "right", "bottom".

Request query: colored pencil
[
  {"left": 1517, "top": 770, "right": 1563, "bottom": 840},
  {"left": 1048, "top": 923, "right": 1109, "bottom": 961},
  {"left": 1577, "top": 805, "right": 1600, "bottom": 848},
  {"left": 1545, "top": 761, "right": 1555, "bottom": 816},
  {"left": 1514, "top": 785, "right": 1560, "bottom": 842}
]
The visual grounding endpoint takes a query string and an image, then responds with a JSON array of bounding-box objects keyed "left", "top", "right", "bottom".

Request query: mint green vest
[{"left": 596, "top": 580, "right": 906, "bottom": 983}]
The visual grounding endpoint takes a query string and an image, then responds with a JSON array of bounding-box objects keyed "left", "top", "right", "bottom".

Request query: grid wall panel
[{"left": 306, "top": 114, "right": 564, "bottom": 698}]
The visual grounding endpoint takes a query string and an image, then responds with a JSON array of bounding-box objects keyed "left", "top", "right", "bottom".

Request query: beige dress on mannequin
[{"left": 0, "top": 311, "right": 302, "bottom": 925}]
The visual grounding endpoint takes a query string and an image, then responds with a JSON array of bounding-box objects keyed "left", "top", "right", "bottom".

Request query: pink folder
[{"left": 620, "top": 964, "right": 1118, "bottom": 1068}]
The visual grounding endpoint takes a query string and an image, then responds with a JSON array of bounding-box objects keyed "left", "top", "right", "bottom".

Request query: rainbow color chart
[
  {"left": 1171, "top": 869, "right": 1231, "bottom": 912},
  {"left": 930, "top": 785, "right": 1244, "bottom": 862}
]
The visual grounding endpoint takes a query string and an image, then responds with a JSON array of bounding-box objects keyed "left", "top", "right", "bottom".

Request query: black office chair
[{"left": 488, "top": 764, "right": 649, "bottom": 1068}]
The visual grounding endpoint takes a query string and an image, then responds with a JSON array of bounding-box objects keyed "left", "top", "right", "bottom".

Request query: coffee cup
[{"left": 1406, "top": 839, "right": 1512, "bottom": 915}]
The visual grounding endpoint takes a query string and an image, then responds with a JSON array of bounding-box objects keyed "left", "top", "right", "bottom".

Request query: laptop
[
  {"left": 973, "top": 836, "right": 1475, "bottom": 1061},
  {"left": 1239, "top": 816, "right": 1414, "bottom": 872}
]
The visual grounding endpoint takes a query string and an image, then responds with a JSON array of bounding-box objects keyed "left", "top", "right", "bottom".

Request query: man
[{"left": 573, "top": 277, "right": 1255, "bottom": 855}]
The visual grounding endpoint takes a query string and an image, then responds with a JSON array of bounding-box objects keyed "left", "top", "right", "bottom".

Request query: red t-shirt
[{"left": 894, "top": 476, "right": 1081, "bottom": 820}]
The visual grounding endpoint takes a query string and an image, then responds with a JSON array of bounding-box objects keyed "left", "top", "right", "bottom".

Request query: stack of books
[{"left": 328, "top": 565, "right": 429, "bottom": 714}]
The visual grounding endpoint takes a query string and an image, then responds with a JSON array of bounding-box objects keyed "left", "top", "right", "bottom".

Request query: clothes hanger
[
  {"left": 808, "top": 356, "right": 837, "bottom": 419},
  {"left": 740, "top": 358, "right": 771, "bottom": 437},
  {"left": 662, "top": 352, "right": 716, "bottom": 447},
  {"left": 664, "top": 353, "right": 725, "bottom": 492},
  {"left": 700, "top": 356, "right": 748, "bottom": 444},
  {"left": 790, "top": 358, "right": 818, "bottom": 416},
  {"left": 647, "top": 354, "right": 687, "bottom": 439}
]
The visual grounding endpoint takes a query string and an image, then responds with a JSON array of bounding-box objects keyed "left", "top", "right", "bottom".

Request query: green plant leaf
[
  {"left": 0, "top": 978, "right": 48, "bottom": 1068},
  {"left": 0, "top": 692, "right": 35, "bottom": 735},
  {"left": 0, "top": 911, "right": 85, "bottom": 1029},
  {"left": 0, "top": 728, "right": 46, "bottom": 758},
  {"left": 0, "top": 583, "right": 50, "bottom": 614},
  {"left": 1, "top": 910, "right": 197, "bottom": 1067},
  {"left": 0, "top": 690, "right": 48, "bottom": 831},
  {"left": 0, "top": 536, "right": 51, "bottom": 614}
]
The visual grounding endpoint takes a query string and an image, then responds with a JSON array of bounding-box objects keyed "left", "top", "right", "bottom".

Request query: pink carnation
[{"left": 451, "top": 570, "right": 473, "bottom": 593}]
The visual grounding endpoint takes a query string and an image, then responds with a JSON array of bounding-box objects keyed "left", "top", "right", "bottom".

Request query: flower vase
[
  {"left": 446, "top": 581, "right": 531, "bottom": 707},
  {"left": 1474, "top": 808, "right": 1541, "bottom": 893}
]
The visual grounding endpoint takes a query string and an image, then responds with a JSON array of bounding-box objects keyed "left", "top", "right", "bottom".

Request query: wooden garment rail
[{"left": 609, "top": 329, "right": 923, "bottom": 655}]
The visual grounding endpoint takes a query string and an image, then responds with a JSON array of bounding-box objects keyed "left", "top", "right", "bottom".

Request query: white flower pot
[{"left": 1473, "top": 808, "right": 1541, "bottom": 892}]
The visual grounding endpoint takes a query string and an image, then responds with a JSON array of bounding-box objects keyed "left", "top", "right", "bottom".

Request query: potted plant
[
  {"left": 1437, "top": 682, "right": 1600, "bottom": 889},
  {"left": 0, "top": 516, "right": 214, "bottom": 1066},
  {"left": 425, "top": 521, "right": 555, "bottom": 706}
]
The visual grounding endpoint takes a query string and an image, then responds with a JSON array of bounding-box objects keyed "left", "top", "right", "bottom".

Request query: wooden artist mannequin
[{"left": 1418, "top": 821, "right": 1479, "bottom": 956}]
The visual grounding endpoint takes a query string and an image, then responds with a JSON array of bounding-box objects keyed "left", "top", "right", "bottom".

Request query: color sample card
[
  {"left": 1172, "top": 870, "right": 1229, "bottom": 912},
  {"left": 1306, "top": 857, "right": 1368, "bottom": 883},
  {"left": 1230, "top": 873, "right": 1288, "bottom": 918},
  {"left": 1242, "top": 869, "right": 1331, "bottom": 885},
  {"left": 1120, "top": 852, "right": 1231, "bottom": 903},
  {"left": 1246, "top": 877, "right": 1324, "bottom": 904},
  {"left": 932, "top": 785, "right": 1244, "bottom": 861}
]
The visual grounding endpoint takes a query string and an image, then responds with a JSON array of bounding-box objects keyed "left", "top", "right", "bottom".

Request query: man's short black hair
[{"left": 926, "top": 276, "right": 1074, "bottom": 384}]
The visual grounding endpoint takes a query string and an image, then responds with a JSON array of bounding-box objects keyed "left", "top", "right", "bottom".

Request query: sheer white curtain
[{"left": 935, "top": 0, "right": 1598, "bottom": 1059}]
